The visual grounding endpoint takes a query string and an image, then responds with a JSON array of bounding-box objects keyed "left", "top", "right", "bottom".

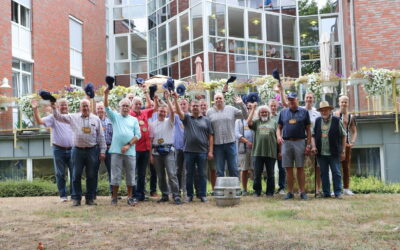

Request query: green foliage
[
  {"left": 298, "top": 0, "right": 318, "bottom": 16},
  {"left": 350, "top": 176, "right": 400, "bottom": 194}
]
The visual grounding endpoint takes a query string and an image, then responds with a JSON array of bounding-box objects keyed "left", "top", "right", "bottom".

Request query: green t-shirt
[
  {"left": 321, "top": 117, "right": 347, "bottom": 156},
  {"left": 249, "top": 119, "right": 277, "bottom": 159}
]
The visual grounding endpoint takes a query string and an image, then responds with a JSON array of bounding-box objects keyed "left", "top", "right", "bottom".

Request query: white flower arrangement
[
  {"left": 360, "top": 67, "right": 393, "bottom": 96},
  {"left": 63, "top": 89, "right": 85, "bottom": 113},
  {"left": 257, "top": 83, "right": 275, "bottom": 104},
  {"left": 295, "top": 73, "right": 323, "bottom": 99},
  {"left": 17, "top": 94, "right": 36, "bottom": 123},
  {"left": 108, "top": 85, "right": 145, "bottom": 110}
]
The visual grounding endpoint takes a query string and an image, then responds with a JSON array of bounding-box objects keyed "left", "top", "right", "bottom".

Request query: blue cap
[
  {"left": 247, "top": 92, "right": 259, "bottom": 103},
  {"left": 39, "top": 90, "right": 57, "bottom": 103},
  {"left": 162, "top": 77, "right": 175, "bottom": 92},
  {"left": 105, "top": 76, "right": 115, "bottom": 90},
  {"left": 176, "top": 83, "right": 186, "bottom": 96},
  {"left": 241, "top": 94, "right": 248, "bottom": 104},
  {"left": 84, "top": 83, "right": 95, "bottom": 99},
  {"left": 149, "top": 84, "right": 157, "bottom": 100},
  {"left": 136, "top": 78, "right": 144, "bottom": 85},
  {"left": 287, "top": 92, "right": 298, "bottom": 99}
]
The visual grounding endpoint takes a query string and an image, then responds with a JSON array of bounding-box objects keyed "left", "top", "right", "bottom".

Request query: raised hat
[
  {"left": 226, "top": 76, "right": 237, "bottom": 84},
  {"left": 247, "top": 92, "right": 259, "bottom": 103},
  {"left": 39, "top": 90, "right": 57, "bottom": 103},
  {"left": 272, "top": 68, "right": 281, "bottom": 81},
  {"left": 136, "top": 78, "right": 144, "bottom": 86},
  {"left": 176, "top": 83, "right": 186, "bottom": 96},
  {"left": 105, "top": 76, "right": 115, "bottom": 90},
  {"left": 149, "top": 84, "right": 157, "bottom": 100},
  {"left": 84, "top": 83, "right": 95, "bottom": 99},
  {"left": 287, "top": 92, "right": 298, "bottom": 99},
  {"left": 163, "top": 77, "right": 175, "bottom": 92}
]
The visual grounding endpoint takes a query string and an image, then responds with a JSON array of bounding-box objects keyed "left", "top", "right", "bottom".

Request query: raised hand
[{"left": 31, "top": 98, "right": 39, "bottom": 109}]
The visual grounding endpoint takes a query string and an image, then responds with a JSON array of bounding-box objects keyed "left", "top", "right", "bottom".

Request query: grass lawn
[{"left": 0, "top": 194, "right": 399, "bottom": 249}]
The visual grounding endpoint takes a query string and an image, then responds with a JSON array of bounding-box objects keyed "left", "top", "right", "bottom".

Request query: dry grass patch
[{"left": 0, "top": 194, "right": 399, "bottom": 249}]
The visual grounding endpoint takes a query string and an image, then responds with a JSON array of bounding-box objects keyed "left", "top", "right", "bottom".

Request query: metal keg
[{"left": 214, "top": 177, "right": 241, "bottom": 207}]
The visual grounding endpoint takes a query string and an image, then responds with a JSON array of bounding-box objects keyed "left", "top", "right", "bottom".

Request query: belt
[
  {"left": 284, "top": 138, "right": 304, "bottom": 141},
  {"left": 75, "top": 146, "right": 96, "bottom": 150},
  {"left": 53, "top": 144, "right": 72, "bottom": 150},
  {"left": 152, "top": 144, "right": 173, "bottom": 148}
]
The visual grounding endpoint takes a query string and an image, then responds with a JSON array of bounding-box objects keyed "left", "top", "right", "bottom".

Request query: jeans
[
  {"left": 175, "top": 149, "right": 186, "bottom": 195},
  {"left": 185, "top": 152, "right": 207, "bottom": 198},
  {"left": 277, "top": 159, "right": 285, "bottom": 190},
  {"left": 153, "top": 151, "right": 180, "bottom": 198},
  {"left": 135, "top": 150, "right": 149, "bottom": 200},
  {"left": 317, "top": 155, "right": 342, "bottom": 196},
  {"left": 52, "top": 145, "right": 72, "bottom": 198},
  {"left": 149, "top": 163, "right": 157, "bottom": 194},
  {"left": 95, "top": 147, "right": 112, "bottom": 194},
  {"left": 214, "top": 142, "right": 239, "bottom": 177},
  {"left": 71, "top": 147, "right": 98, "bottom": 201},
  {"left": 253, "top": 156, "right": 276, "bottom": 195}
]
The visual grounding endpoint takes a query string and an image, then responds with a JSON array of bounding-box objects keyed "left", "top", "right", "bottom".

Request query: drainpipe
[{"left": 350, "top": 0, "right": 357, "bottom": 70}]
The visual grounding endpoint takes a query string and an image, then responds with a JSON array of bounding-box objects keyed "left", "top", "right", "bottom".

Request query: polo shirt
[
  {"left": 130, "top": 108, "right": 154, "bottom": 151},
  {"left": 182, "top": 114, "right": 213, "bottom": 153},
  {"left": 278, "top": 106, "right": 311, "bottom": 139}
]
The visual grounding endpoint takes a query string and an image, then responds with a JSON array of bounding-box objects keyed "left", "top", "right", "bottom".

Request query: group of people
[{"left": 32, "top": 82, "right": 357, "bottom": 206}]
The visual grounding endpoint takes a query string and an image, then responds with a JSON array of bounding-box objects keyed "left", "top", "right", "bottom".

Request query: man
[
  {"left": 32, "top": 98, "right": 73, "bottom": 202},
  {"left": 269, "top": 99, "right": 285, "bottom": 194},
  {"left": 95, "top": 102, "right": 113, "bottom": 195},
  {"left": 277, "top": 92, "right": 312, "bottom": 200},
  {"left": 334, "top": 95, "right": 357, "bottom": 196},
  {"left": 247, "top": 103, "right": 277, "bottom": 196},
  {"left": 149, "top": 91, "right": 182, "bottom": 205},
  {"left": 302, "top": 92, "right": 322, "bottom": 195},
  {"left": 104, "top": 88, "right": 141, "bottom": 206},
  {"left": 130, "top": 93, "right": 158, "bottom": 202},
  {"left": 235, "top": 102, "right": 254, "bottom": 195},
  {"left": 173, "top": 93, "right": 213, "bottom": 202},
  {"left": 207, "top": 93, "right": 248, "bottom": 177},
  {"left": 312, "top": 101, "right": 346, "bottom": 199},
  {"left": 52, "top": 99, "right": 106, "bottom": 206}
]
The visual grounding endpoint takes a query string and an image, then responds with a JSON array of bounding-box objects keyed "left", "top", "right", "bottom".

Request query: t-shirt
[
  {"left": 235, "top": 119, "right": 254, "bottom": 154},
  {"left": 278, "top": 107, "right": 311, "bottom": 139},
  {"left": 182, "top": 114, "right": 213, "bottom": 153},
  {"left": 249, "top": 119, "right": 278, "bottom": 159},
  {"left": 105, "top": 107, "right": 141, "bottom": 156},
  {"left": 302, "top": 106, "right": 320, "bottom": 133},
  {"left": 320, "top": 117, "right": 347, "bottom": 156},
  {"left": 130, "top": 108, "right": 154, "bottom": 151},
  {"left": 149, "top": 117, "right": 174, "bottom": 146}
]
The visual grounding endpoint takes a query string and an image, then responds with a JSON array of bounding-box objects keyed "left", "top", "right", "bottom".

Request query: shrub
[{"left": 350, "top": 176, "right": 400, "bottom": 194}]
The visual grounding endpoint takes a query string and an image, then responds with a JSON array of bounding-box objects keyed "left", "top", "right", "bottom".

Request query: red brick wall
[{"left": 32, "top": 0, "right": 106, "bottom": 92}]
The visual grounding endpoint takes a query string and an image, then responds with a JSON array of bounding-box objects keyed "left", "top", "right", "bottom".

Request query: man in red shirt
[{"left": 130, "top": 91, "right": 158, "bottom": 201}]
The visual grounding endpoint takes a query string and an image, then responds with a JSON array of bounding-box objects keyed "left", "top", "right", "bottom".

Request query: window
[
  {"left": 11, "top": 1, "right": 31, "bottom": 29},
  {"left": 266, "top": 14, "right": 280, "bottom": 42},
  {"left": 69, "top": 17, "right": 83, "bottom": 78},
  {"left": 248, "top": 12, "right": 262, "bottom": 40},
  {"left": 70, "top": 76, "right": 83, "bottom": 88},
  {"left": 228, "top": 7, "right": 244, "bottom": 38},
  {"left": 11, "top": 1, "right": 32, "bottom": 59},
  {"left": 12, "top": 58, "right": 32, "bottom": 97}
]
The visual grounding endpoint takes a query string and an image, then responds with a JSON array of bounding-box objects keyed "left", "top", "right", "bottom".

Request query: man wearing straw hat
[{"left": 312, "top": 101, "right": 347, "bottom": 199}]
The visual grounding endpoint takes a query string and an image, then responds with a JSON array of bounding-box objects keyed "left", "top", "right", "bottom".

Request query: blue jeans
[
  {"left": 317, "top": 155, "right": 342, "bottom": 196},
  {"left": 185, "top": 152, "right": 207, "bottom": 198},
  {"left": 71, "top": 147, "right": 98, "bottom": 201},
  {"left": 277, "top": 159, "right": 285, "bottom": 190},
  {"left": 52, "top": 145, "right": 72, "bottom": 198},
  {"left": 135, "top": 150, "right": 149, "bottom": 200},
  {"left": 253, "top": 156, "right": 276, "bottom": 195},
  {"left": 214, "top": 142, "right": 239, "bottom": 177}
]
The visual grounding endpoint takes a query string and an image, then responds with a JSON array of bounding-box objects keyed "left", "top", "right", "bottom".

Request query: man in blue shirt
[{"left": 277, "top": 92, "right": 312, "bottom": 200}]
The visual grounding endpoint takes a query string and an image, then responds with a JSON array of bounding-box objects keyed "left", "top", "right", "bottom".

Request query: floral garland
[
  {"left": 63, "top": 88, "right": 85, "bottom": 113},
  {"left": 358, "top": 67, "right": 394, "bottom": 96},
  {"left": 17, "top": 94, "right": 37, "bottom": 123},
  {"left": 257, "top": 84, "right": 275, "bottom": 104},
  {"left": 295, "top": 73, "right": 323, "bottom": 99}
]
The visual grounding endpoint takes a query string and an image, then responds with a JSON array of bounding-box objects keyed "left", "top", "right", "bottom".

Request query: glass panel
[
  {"left": 247, "top": 0, "right": 264, "bottom": 9},
  {"left": 124, "top": 6, "right": 146, "bottom": 19},
  {"left": 266, "top": 14, "right": 280, "bottom": 42},
  {"left": 351, "top": 148, "right": 381, "bottom": 179},
  {"left": 171, "top": 62, "right": 179, "bottom": 79},
  {"left": 209, "top": 53, "right": 228, "bottom": 72},
  {"left": 158, "top": 25, "right": 167, "bottom": 52},
  {"left": 248, "top": 12, "right": 262, "bottom": 40},
  {"left": 20, "top": 5, "right": 30, "bottom": 28},
  {"left": 281, "top": 0, "right": 296, "bottom": 15},
  {"left": 114, "top": 20, "right": 131, "bottom": 34},
  {"left": 284, "top": 60, "right": 299, "bottom": 78},
  {"left": 131, "top": 60, "right": 147, "bottom": 73},
  {"left": 21, "top": 73, "right": 31, "bottom": 95},
  {"left": 148, "top": 13, "right": 157, "bottom": 29},
  {"left": 170, "top": 48, "right": 179, "bottom": 63},
  {"left": 301, "top": 60, "right": 320, "bottom": 75},
  {"left": 266, "top": 58, "right": 282, "bottom": 75},
  {"left": 149, "top": 58, "right": 157, "bottom": 71},
  {"left": 301, "top": 46, "right": 319, "bottom": 60},
  {"left": 208, "top": 3, "right": 226, "bottom": 37},
  {"left": 300, "top": 16, "right": 319, "bottom": 46},
  {"left": 247, "top": 42, "right": 264, "bottom": 56},
  {"left": 130, "top": 18, "right": 147, "bottom": 33},
  {"left": 12, "top": 58, "right": 20, "bottom": 69},
  {"left": 229, "top": 55, "right": 247, "bottom": 74},
  {"left": 180, "top": 58, "right": 191, "bottom": 78},
  {"left": 209, "top": 37, "right": 226, "bottom": 52},
  {"left": 12, "top": 1, "right": 19, "bottom": 23},
  {"left": 248, "top": 56, "right": 262, "bottom": 75},
  {"left": 157, "top": 6, "right": 167, "bottom": 24},
  {"left": 115, "top": 36, "right": 129, "bottom": 60},
  {"left": 192, "top": 4, "right": 203, "bottom": 39},
  {"left": 0, "top": 160, "right": 26, "bottom": 180},
  {"left": 228, "top": 40, "right": 245, "bottom": 54},
  {"left": 21, "top": 62, "right": 32, "bottom": 72},
  {"left": 265, "top": 0, "right": 281, "bottom": 12},
  {"left": 265, "top": 44, "right": 281, "bottom": 58},
  {"left": 226, "top": 0, "right": 245, "bottom": 7},
  {"left": 193, "top": 38, "right": 203, "bottom": 54},
  {"left": 334, "top": 45, "right": 341, "bottom": 58},
  {"left": 115, "top": 62, "right": 130, "bottom": 75},
  {"left": 319, "top": 0, "right": 338, "bottom": 14},
  {"left": 282, "top": 15, "right": 297, "bottom": 46},
  {"left": 69, "top": 18, "right": 82, "bottom": 51},
  {"left": 131, "top": 33, "right": 147, "bottom": 60},
  {"left": 180, "top": 13, "right": 190, "bottom": 42},
  {"left": 168, "top": 0, "right": 178, "bottom": 18},
  {"left": 228, "top": 7, "right": 244, "bottom": 38},
  {"left": 180, "top": 43, "right": 191, "bottom": 59},
  {"left": 320, "top": 16, "right": 339, "bottom": 43},
  {"left": 298, "top": 0, "right": 318, "bottom": 16},
  {"left": 148, "top": 0, "right": 156, "bottom": 13},
  {"left": 283, "top": 46, "right": 297, "bottom": 60},
  {"left": 149, "top": 29, "right": 157, "bottom": 58},
  {"left": 179, "top": 0, "right": 189, "bottom": 12},
  {"left": 159, "top": 53, "right": 168, "bottom": 67},
  {"left": 169, "top": 19, "right": 177, "bottom": 47},
  {"left": 12, "top": 71, "right": 19, "bottom": 97}
]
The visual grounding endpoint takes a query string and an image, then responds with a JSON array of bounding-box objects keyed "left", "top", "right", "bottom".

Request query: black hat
[
  {"left": 272, "top": 68, "right": 281, "bottom": 82},
  {"left": 176, "top": 83, "right": 186, "bottom": 96},
  {"left": 226, "top": 76, "right": 237, "bottom": 84},
  {"left": 105, "top": 76, "right": 115, "bottom": 90},
  {"left": 149, "top": 84, "right": 157, "bottom": 100},
  {"left": 39, "top": 90, "right": 57, "bottom": 103},
  {"left": 136, "top": 78, "right": 144, "bottom": 86},
  {"left": 247, "top": 92, "right": 259, "bottom": 103},
  {"left": 163, "top": 77, "right": 175, "bottom": 92},
  {"left": 84, "top": 83, "right": 95, "bottom": 99}
]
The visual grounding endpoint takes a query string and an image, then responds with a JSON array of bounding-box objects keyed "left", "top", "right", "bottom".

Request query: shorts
[
  {"left": 238, "top": 151, "right": 253, "bottom": 171},
  {"left": 111, "top": 154, "right": 136, "bottom": 186},
  {"left": 282, "top": 140, "right": 305, "bottom": 168}
]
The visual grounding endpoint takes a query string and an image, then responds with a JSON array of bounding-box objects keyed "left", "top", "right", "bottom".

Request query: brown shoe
[{"left": 150, "top": 192, "right": 159, "bottom": 197}]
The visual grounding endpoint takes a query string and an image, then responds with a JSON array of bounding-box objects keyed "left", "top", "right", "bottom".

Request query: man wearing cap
[
  {"left": 32, "top": 98, "right": 73, "bottom": 202},
  {"left": 207, "top": 93, "right": 248, "bottom": 178},
  {"left": 149, "top": 91, "right": 182, "bottom": 205},
  {"left": 312, "top": 101, "right": 346, "bottom": 198},
  {"left": 130, "top": 91, "right": 159, "bottom": 202},
  {"left": 52, "top": 99, "right": 106, "bottom": 206},
  {"left": 334, "top": 95, "right": 357, "bottom": 196},
  {"left": 277, "top": 92, "right": 312, "bottom": 200},
  {"left": 302, "top": 92, "right": 322, "bottom": 195}
]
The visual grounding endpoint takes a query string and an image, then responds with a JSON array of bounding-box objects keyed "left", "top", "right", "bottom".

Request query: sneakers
[
  {"left": 111, "top": 197, "right": 118, "bottom": 206},
  {"left": 335, "top": 194, "right": 343, "bottom": 199},
  {"left": 157, "top": 196, "right": 169, "bottom": 203},
  {"left": 283, "top": 192, "right": 294, "bottom": 200},
  {"left": 343, "top": 189, "right": 354, "bottom": 196},
  {"left": 127, "top": 197, "right": 138, "bottom": 206},
  {"left": 300, "top": 192, "right": 308, "bottom": 200},
  {"left": 276, "top": 188, "right": 285, "bottom": 195},
  {"left": 200, "top": 197, "right": 208, "bottom": 203},
  {"left": 60, "top": 197, "right": 68, "bottom": 202},
  {"left": 241, "top": 190, "right": 249, "bottom": 196},
  {"left": 186, "top": 196, "right": 193, "bottom": 202},
  {"left": 174, "top": 196, "right": 182, "bottom": 205},
  {"left": 85, "top": 199, "right": 97, "bottom": 206},
  {"left": 72, "top": 199, "right": 81, "bottom": 206}
]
